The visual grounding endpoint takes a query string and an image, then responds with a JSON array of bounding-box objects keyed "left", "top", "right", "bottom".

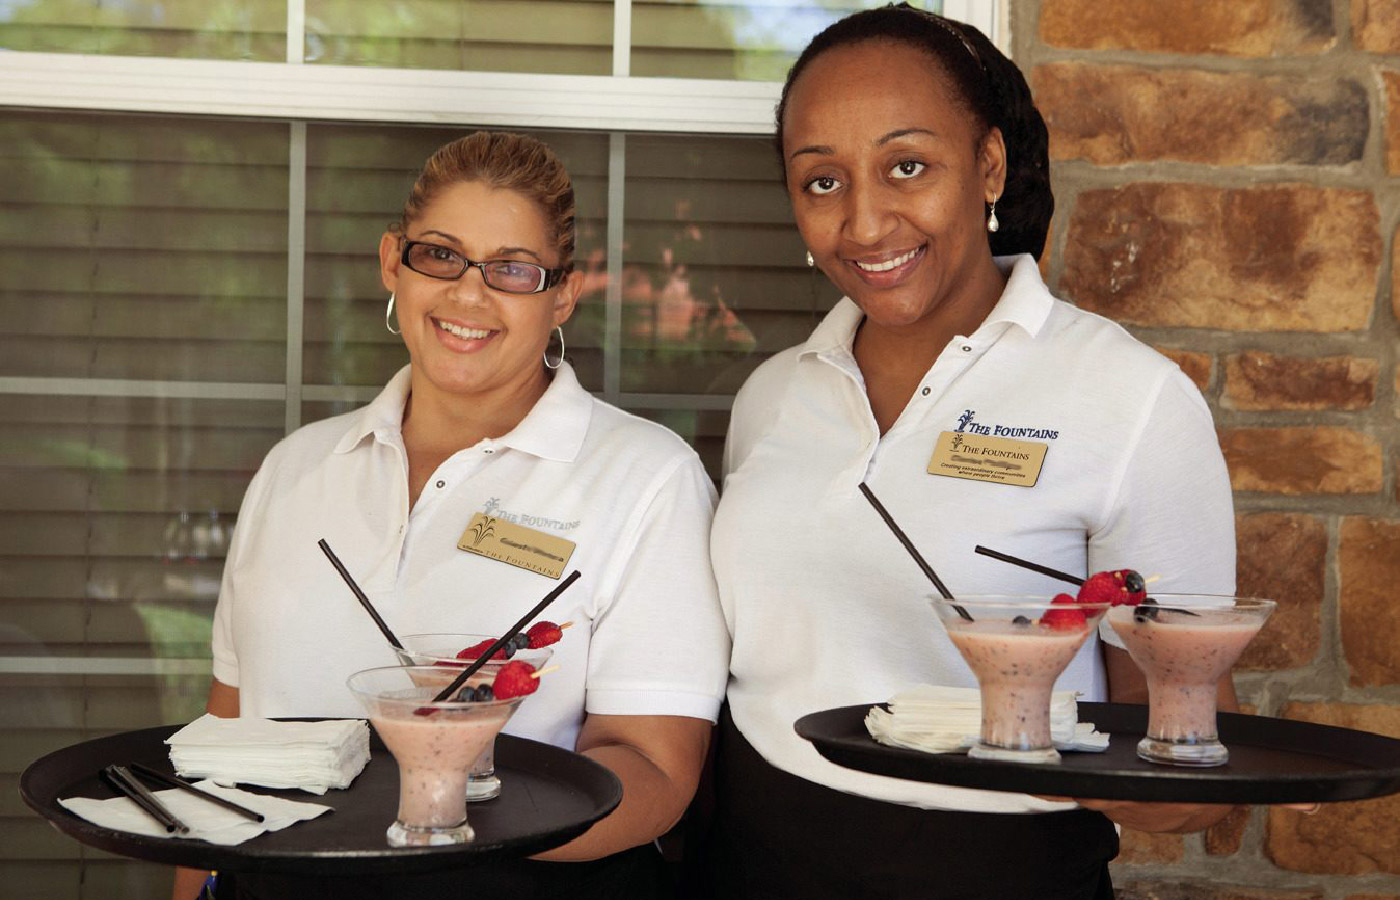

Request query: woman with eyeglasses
[
  {"left": 702, "top": 6, "right": 1240, "bottom": 898},
  {"left": 173, "top": 131, "right": 729, "bottom": 899}
]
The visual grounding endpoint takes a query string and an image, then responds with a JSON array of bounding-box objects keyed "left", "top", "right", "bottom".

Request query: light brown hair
[{"left": 392, "top": 131, "right": 576, "bottom": 269}]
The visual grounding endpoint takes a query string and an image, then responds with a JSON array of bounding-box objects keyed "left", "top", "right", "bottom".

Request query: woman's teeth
[
  {"left": 855, "top": 248, "right": 919, "bottom": 272},
  {"left": 437, "top": 320, "right": 490, "bottom": 340}
]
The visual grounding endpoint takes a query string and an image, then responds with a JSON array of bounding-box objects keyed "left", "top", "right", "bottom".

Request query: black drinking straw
[
  {"left": 857, "top": 483, "right": 971, "bottom": 621},
  {"left": 102, "top": 765, "right": 190, "bottom": 835},
  {"left": 974, "top": 545, "right": 1083, "bottom": 586},
  {"left": 432, "top": 570, "right": 583, "bottom": 702},
  {"left": 129, "top": 763, "right": 265, "bottom": 824},
  {"left": 318, "top": 538, "right": 403, "bottom": 650}
]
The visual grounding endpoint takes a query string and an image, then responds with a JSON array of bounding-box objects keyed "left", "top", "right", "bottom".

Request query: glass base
[
  {"left": 466, "top": 773, "right": 501, "bottom": 802},
  {"left": 1137, "top": 735, "right": 1229, "bottom": 767},
  {"left": 969, "top": 742, "right": 1061, "bottom": 764},
  {"left": 386, "top": 818, "right": 476, "bottom": 847}
]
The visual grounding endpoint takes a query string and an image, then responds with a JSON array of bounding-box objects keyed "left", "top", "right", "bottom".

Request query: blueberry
[
  {"left": 502, "top": 643, "right": 516, "bottom": 659},
  {"left": 511, "top": 633, "right": 531, "bottom": 650},
  {"left": 453, "top": 688, "right": 474, "bottom": 702},
  {"left": 475, "top": 684, "right": 494, "bottom": 702},
  {"left": 1012, "top": 615, "right": 1032, "bottom": 626},
  {"left": 1134, "top": 597, "right": 1159, "bottom": 623},
  {"left": 1123, "top": 570, "right": 1146, "bottom": 594}
]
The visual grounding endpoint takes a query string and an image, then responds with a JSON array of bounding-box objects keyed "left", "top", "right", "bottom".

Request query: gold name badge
[
  {"left": 927, "top": 431, "right": 1048, "bottom": 487},
  {"left": 458, "top": 513, "right": 576, "bottom": 579}
]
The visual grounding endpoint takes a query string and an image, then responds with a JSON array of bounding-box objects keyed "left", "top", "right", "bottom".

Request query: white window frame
[{"left": 0, "top": 2, "right": 1002, "bottom": 132}]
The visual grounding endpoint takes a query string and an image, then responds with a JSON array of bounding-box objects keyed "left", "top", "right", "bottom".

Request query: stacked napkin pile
[
  {"left": 166, "top": 715, "right": 370, "bottom": 794},
  {"left": 865, "top": 685, "right": 1109, "bottom": 754}
]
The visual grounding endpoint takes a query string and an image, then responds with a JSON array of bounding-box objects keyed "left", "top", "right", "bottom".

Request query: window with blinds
[{"left": 0, "top": 2, "right": 987, "bottom": 895}]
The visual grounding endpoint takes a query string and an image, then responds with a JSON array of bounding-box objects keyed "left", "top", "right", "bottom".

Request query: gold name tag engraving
[
  {"left": 458, "top": 513, "right": 576, "bottom": 579},
  {"left": 927, "top": 431, "right": 1047, "bottom": 487}
]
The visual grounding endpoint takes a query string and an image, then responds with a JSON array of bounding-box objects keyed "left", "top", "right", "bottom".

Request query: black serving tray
[
  {"left": 20, "top": 723, "right": 621, "bottom": 875},
  {"left": 795, "top": 702, "right": 1400, "bottom": 804}
]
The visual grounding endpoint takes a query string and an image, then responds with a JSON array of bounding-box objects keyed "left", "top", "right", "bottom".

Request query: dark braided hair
[{"left": 775, "top": 3, "right": 1053, "bottom": 260}]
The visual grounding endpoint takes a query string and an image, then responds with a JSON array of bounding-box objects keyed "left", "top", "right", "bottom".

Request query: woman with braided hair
[{"left": 704, "top": 5, "right": 1238, "bottom": 897}]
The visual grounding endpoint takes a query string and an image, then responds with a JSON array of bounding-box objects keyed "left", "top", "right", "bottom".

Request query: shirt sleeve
[
  {"left": 209, "top": 453, "right": 278, "bottom": 689},
  {"left": 583, "top": 453, "right": 732, "bottom": 721},
  {"left": 1090, "top": 369, "right": 1236, "bottom": 648}
]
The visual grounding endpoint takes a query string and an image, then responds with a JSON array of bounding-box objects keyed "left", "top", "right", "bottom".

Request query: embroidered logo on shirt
[
  {"left": 955, "top": 408, "right": 1060, "bottom": 441},
  {"left": 481, "top": 497, "right": 581, "bottom": 532}
]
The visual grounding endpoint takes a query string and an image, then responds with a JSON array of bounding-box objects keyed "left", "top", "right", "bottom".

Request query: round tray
[
  {"left": 20, "top": 724, "right": 621, "bottom": 875},
  {"left": 795, "top": 702, "right": 1400, "bottom": 804}
]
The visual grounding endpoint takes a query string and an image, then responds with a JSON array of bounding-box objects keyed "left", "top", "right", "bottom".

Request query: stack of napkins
[
  {"left": 865, "top": 685, "right": 1109, "bottom": 754},
  {"left": 166, "top": 715, "right": 371, "bottom": 794},
  {"left": 60, "top": 779, "right": 331, "bottom": 846}
]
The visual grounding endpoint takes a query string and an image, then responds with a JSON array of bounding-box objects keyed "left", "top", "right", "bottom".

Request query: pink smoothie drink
[
  {"left": 371, "top": 706, "right": 511, "bottom": 828},
  {"left": 946, "top": 624, "right": 1088, "bottom": 752},
  {"left": 1106, "top": 597, "right": 1274, "bottom": 767},
  {"left": 348, "top": 665, "right": 525, "bottom": 846},
  {"left": 934, "top": 597, "right": 1108, "bottom": 764},
  {"left": 397, "top": 636, "right": 553, "bottom": 801}
]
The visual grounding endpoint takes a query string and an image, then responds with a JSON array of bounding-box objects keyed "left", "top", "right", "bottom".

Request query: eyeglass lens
[{"left": 404, "top": 242, "right": 547, "bottom": 293}]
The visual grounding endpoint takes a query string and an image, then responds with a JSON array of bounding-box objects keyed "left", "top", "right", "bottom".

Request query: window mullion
[
  {"left": 286, "top": 122, "right": 307, "bottom": 434},
  {"left": 604, "top": 133, "right": 626, "bottom": 405},
  {"left": 612, "top": 0, "right": 632, "bottom": 77}
]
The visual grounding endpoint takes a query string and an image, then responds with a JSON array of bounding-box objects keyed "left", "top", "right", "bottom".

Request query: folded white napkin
[
  {"left": 59, "top": 779, "right": 330, "bottom": 846},
  {"left": 865, "top": 685, "right": 1109, "bottom": 754},
  {"left": 166, "top": 715, "right": 370, "bottom": 794}
]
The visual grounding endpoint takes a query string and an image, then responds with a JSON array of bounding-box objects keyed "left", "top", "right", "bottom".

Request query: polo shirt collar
[
  {"left": 331, "top": 362, "right": 592, "bottom": 462},
  {"left": 334, "top": 365, "right": 413, "bottom": 454},
  {"left": 797, "top": 252, "right": 1054, "bottom": 360},
  {"left": 496, "top": 361, "right": 591, "bottom": 462},
  {"left": 978, "top": 254, "right": 1054, "bottom": 339}
]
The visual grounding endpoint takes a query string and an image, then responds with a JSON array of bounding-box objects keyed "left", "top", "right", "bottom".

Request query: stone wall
[{"left": 1012, "top": 0, "right": 1400, "bottom": 896}]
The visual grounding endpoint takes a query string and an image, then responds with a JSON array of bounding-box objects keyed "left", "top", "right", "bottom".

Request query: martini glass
[
  {"left": 932, "top": 596, "right": 1109, "bottom": 764},
  {"left": 348, "top": 665, "right": 525, "bottom": 846},
  {"left": 394, "top": 633, "right": 551, "bottom": 801},
  {"left": 1106, "top": 596, "right": 1275, "bottom": 766}
]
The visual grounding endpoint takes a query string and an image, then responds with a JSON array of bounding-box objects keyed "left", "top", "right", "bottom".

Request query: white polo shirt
[
  {"left": 711, "top": 254, "right": 1235, "bottom": 813},
  {"left": 212, "top": 362, "right": 730, "bottom": 752}
]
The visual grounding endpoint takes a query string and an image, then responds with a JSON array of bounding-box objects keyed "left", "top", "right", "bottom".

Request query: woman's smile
[
  {"left": 846, "top": 244, "right": 927, "bottom": 287},
  {"left": 432, "top": 316, "right": 495, "bottom": 345}
]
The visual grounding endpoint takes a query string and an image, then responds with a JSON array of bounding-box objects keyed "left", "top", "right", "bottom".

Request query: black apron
[
  {"left": 696, "top": 707, "right": 1118, "bottom": 900},
  {"left": 213, "top": 842, "right": 673, "bottom": 900}
]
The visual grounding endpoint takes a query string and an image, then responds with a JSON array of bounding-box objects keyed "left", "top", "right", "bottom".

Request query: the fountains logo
[
  {"left": 953, "top": 409, "right": 1059, "bottom": 441},
  {"left": 468, "top": 517, "right": 497, "bottom": 547}
]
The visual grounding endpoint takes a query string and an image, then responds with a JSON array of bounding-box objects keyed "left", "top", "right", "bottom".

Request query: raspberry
[
  {"left": 1042, "top": 592, "right": 1087, "bottom": 631},
  {"left": 457, "top": 639, "right": 508, "bottom": 661},
  {"left": 1076, "top": 569, "right": 1146, "bottom": 607},
  {"left": 492, "top": 660, "right": 540, "bottom": 700},
  {"left": 525, "top": 620, "right": 565, "bottom": 649}
]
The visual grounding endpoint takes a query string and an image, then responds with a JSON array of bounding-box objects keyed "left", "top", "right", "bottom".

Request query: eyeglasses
[{"left": 399, "top": 240, "right": 567, "bottom": 294}]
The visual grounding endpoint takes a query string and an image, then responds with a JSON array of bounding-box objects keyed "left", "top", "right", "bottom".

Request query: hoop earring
[
  {"left": 384, "top": 292, "right": 401, "bottom": 335},
  {"left": 805, "top": 250, "right": 815, "bottom": 267},
  {"left": 986, "top": 195, "right": 1000, "bottom": 234},
  {"left": 543, "top": 326, "right": 565, "bottom": 370}
]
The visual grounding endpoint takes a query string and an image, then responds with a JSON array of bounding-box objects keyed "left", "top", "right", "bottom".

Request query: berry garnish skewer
[
  {"left": 416, "top": 662, "right": 560, "bottom": 714},
  {"left": 432, "top": 570, "right": 582, "bottom": 703},
  {"left": 455, "top": 661, "right": 561, "bottom": 702},
  {"left": 452, "top": 621, "right": 574, "bottom": 663},
  {"left": 973, "top": 545, "right": 1196, "bottom": 618}
]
